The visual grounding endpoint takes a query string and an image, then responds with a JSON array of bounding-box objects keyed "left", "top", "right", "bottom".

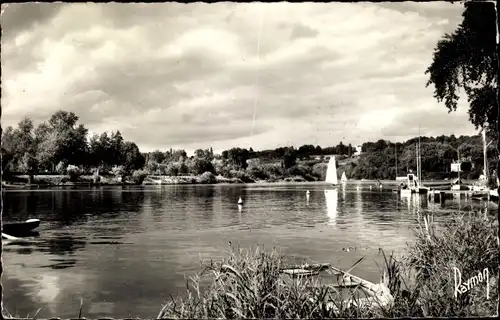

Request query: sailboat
[
  {"left": 471, "top": 130, "right": 498, "bottom": 202},
  {"left": 400, "top": 134, "right": 428, "bottom": 196},
  {"left": 325, "top": 156, "right": 338, "bottom": 186},
  {"left": 341, "top": 172, "right": 347, "bottom": 183}
]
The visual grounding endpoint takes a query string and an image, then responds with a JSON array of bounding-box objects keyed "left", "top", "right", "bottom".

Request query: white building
[{"left": 354, "top": 145, "right": 362, "bottom": 156}]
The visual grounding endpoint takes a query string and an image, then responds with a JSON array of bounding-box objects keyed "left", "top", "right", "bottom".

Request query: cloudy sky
[{"left": 1, "top": 2, "right": 477, "bottom": 154}]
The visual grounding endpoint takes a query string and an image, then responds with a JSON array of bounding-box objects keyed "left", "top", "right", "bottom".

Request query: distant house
[
  {"left": 246, "top": 158, "right": 260, "bottom": 165},
  {"left": 310, "top": 154, "right": 336, "bottom": 161},
  {"left": 354, "top": 145, "right": 362, "bottom": 156}
]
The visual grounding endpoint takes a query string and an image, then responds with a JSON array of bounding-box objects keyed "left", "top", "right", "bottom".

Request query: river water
[{"left": 2, "top": 182, "right": 496, "bottom": 318}]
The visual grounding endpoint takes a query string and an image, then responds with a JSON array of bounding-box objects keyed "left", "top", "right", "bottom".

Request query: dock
[{"left": 427, "top": 189, "right": 488, "bottom": 202}]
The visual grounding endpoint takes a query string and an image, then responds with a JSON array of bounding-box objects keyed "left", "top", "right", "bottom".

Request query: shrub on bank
[
  {"left": 132, "top": 169, "right": 148, "bottom": 184},
  {"left": 158, "top": 211, "right": 498, "bottom": 319},
  {"left": 66, "top": 164, "right": 82, "bottom": 182},
  {"left": 197, "top": 171, "right": 217, "bottom": 184}
]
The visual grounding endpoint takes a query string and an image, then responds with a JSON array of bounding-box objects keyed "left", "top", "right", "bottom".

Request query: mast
[
  {"left": 457, "top": 148, "right": 460, "bottom": 182},
  {"left": 417, "top": 124, "right": 422, "bottom": 185},
  {"left": 395, "top": 145, "right": 398, "bottom": 177},
  {"left": 416, "top": 144, "right": 419, "bottom": 184},
  {"left": 483, "top": 130, "right": 488, "bottom": 185}
]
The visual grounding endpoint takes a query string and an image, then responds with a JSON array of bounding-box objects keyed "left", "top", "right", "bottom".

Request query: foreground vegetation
[{"left": 157, "top": 212, "right": 498, "bottom": 318}]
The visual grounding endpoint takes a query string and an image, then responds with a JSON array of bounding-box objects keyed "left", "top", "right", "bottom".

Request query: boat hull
[
  {"left": 489, "top": 189, "right": 499, "bottom": 202},
  {"left": 3, "top": 219, "right": 40, "bottom": 236}
]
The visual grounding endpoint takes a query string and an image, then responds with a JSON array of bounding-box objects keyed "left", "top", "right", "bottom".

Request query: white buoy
[
  {"left": 356, "top": 186, "right": 360, "bottom": 190},
  {"left": 306, "top": 190, "right": 310, "bottom": 195},
  {"left": 369, "top": 185, "right": 372, "bottom": 190},
  {"left": 379, "top": 184, "right": 383, "bottom": 189},
  {"left": 238, "top": 197, "right": 243, "bottom": 205}
]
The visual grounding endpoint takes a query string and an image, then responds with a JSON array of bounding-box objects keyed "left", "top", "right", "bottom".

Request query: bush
[
  {"left": 247, "top": 164, "right": 269, "bottom": 180},
  {"left": 55, "top": 161, "right": 66, "bottom": 175},
  {"left": 66, "top": 164, "right": 82, "bottom": 182},
  {"left": 131, "top": 169, "right": 148, "bottom": 184},
  {"left": 165, "top": 162, "right": 179, "bottom": 176},
  {"left": 230, "top": 169, "right": 254, "bottom": 183},
  {"left": 312, "top": 163, "right": 327, "bottom": 180},
  {"left": 197, "top": 171, "right": 217, "bottom": 184},
  {"left": 111, "top": 165, "right": 125, "bottom": 177}
]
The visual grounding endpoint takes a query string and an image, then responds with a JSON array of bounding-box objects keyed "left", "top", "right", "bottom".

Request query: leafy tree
[
  {"left": 426, "top": 1, "right": 498, "bottom": 187},
  {"left": 19, "top": 153, "right": 38, "bottom": 184},
  {"left": 226, "top": 147, "right": 250, "bottom": 169},
  {"left": 282, "top": 148, "right": 297, "bottom": 169},
  {"left": 150, "top": 150, "right": 166, "bottom": 164},
  {"left": 89, "top": 132, "right": 111, "bottom": 169},
  {"left": 36, "top": 110, "right": 88, "bottom": 168},
  {"left": 121, "top": 141, "right": 145, "bottom": 174},
  {"left": 109, "top": 131, "right": 124, "bottom": 165}
]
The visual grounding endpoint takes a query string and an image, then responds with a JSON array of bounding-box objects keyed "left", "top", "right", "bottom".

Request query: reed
[{"left": 158, "top": 210, "right": 498, "bottom": 319}]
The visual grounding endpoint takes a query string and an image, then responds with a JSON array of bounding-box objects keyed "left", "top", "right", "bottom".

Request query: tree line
[
  {"left": 1, "top": 110, "right": 497, "bottom": 185},
  {"left": 1, "top": 111, "right": 145, "bottom": 183}
]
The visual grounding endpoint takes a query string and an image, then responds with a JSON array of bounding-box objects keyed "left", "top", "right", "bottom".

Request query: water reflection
[
  {"left": 324, "top": 189, "right": 338, "bottom": 226},
  {"left": 2, "top": 184, "right": 497, "bottom": 319}
]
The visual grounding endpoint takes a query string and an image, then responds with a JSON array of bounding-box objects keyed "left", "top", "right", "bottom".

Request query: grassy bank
[
  {"left": 2, "top": 172, "right": 316, "bottom": 189},
  {"left": 158, "top": 212, "right": 498, "bottom": 318}
]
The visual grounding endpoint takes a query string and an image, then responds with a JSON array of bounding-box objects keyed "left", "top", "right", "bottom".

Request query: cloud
[{"left": 1, "top": 2, "right": 476, "bottom": 153}]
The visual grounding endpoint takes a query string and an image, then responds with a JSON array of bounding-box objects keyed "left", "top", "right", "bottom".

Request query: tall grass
[
  {"left": 387, "top": 211, "right": 499, "bottom": 317},
  {"left": 158, "top": 210, "right": 498, "bottom": 319}
]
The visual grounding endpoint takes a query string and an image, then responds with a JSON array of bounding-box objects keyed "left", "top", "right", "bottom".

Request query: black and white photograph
[{"left": 1, "top": 1, "right": 498, "bottom": 319}]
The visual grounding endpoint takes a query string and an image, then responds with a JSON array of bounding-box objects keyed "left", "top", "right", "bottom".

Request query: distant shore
[
  {"left": 2, "top": 174, "right": 478, "bottom": 190},
  {"left": 1, "top": 173, "right": 316, "bottom": 190}
]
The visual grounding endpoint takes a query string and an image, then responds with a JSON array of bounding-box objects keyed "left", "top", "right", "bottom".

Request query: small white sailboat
[
  {"left": 341, "top": 172, "right": 348, "bottom": 183},
  {"left": 238, "top": 197, "right": 243, "bottom": 205},
  {"left": 325, "top": 156, "right": 338, "bottom": 186}
]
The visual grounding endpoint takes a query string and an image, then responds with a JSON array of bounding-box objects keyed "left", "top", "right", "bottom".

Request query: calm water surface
[{"left": 2, "top": 182, "right": 497, "bottom": 318}]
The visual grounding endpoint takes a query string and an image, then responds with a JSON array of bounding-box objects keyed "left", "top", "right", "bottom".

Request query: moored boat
[{"left": 3, "top": 218, "right": 41, "bottom": 236}]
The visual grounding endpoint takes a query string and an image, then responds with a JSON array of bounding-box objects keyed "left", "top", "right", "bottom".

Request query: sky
[{"left": 1, "top": 2, "right": 479, "bottom": 154}]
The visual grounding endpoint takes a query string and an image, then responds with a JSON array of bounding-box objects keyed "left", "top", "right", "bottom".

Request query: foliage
[
  {"left": 132, "top": 169, "right": 148, "bottom": 185},
  {"left": 426, "top": 1, "right": 499, "bottom": 191},
  {"left": 111, "top": 165, "right": 125, "bottom": 178},
  {"left": 55, "top": 161, "right": 67, "bottom": 175},
  {"left": 387, "top": 212, "right": 498, "bottom": 317},
  {"left": 426, "top": 1, "right": 498, "bottom": 138},
  {"left": 282, "top": 148, "right": 297, "bottom": 169},
  {"left": 197, "top": 171, "right": 217, "bottom": 184},
  {"left": 1, "top": 110, "right": 498, "bottom": 184},
  {"left": 66, "top": 164, "right": 82, "bottom": 182}
]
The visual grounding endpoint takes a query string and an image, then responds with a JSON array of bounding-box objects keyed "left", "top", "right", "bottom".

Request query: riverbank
[
  {"left": 157, "top": 212, "right": 498, "bottom": 318},
  {"left": 1, "top": 173, "right": 315, "bottom": 189}
]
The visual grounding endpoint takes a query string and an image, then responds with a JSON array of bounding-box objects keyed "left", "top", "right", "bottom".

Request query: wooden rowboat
[{"left": 3, "top": 218, "right": 41, "bottom": 236}]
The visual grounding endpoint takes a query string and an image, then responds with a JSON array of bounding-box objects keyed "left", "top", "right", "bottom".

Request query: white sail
[
  {"left": 341, "top": 171, "right": 347, "bottom": 182},
  {"left": 325, "top": 156, "right": 338, "bottom": 185}
]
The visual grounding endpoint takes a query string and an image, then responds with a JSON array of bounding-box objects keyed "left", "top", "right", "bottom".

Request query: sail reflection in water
[{"left": 324, "top": 189, "right": 338, "bottom": 226}]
